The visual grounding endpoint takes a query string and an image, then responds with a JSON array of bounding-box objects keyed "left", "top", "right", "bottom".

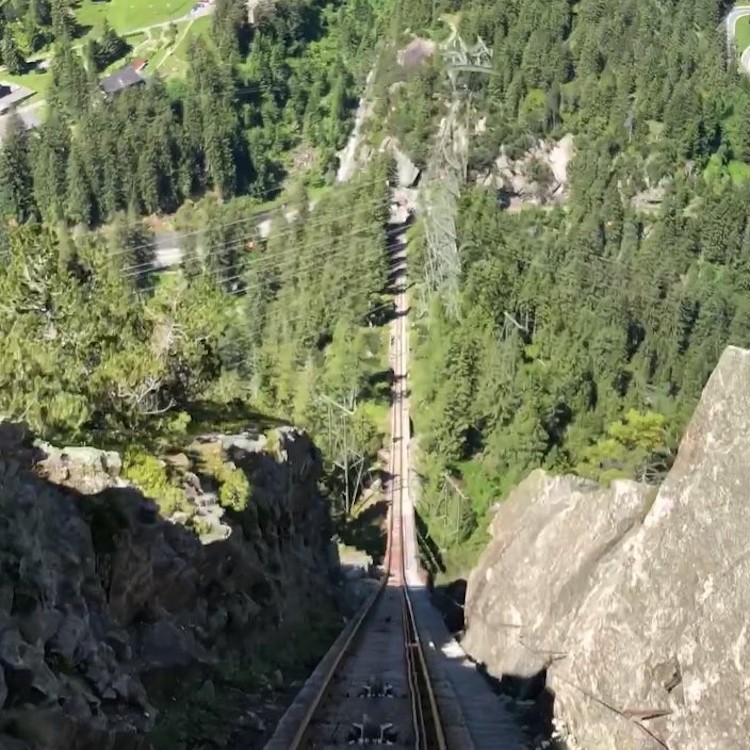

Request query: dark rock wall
[{"left": 0, "top": 426, "right": 336, "bottom": 750}]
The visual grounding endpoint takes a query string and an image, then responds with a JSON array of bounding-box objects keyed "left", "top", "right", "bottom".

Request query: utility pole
[
  {"left": 442, "top": 473, "right": 467, "bottom": 542},
  {"left": 425, "top": 472, "right": 476, "bottom": 547},
  {"left": 317, "top": 391, "right": 366, "bottom": 516}
]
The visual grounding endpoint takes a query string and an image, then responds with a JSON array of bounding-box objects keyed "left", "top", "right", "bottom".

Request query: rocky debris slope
[
  {"left": 476, "top": 134, "right": 575, "bottom": 209},
  {"left": 462, "top": 345, "right": 750, "bottom": 749},
  {"left": 0, "top": 424, "right": 337, "bottom": 750}
]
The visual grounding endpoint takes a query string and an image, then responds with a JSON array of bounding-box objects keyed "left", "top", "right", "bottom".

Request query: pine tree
[
  {"left": 66, "top": 138, "right": 94, "bottom": 226},
  {"left": 0, "top": 115, "right": 36, "bottom": 223},
  {"left": 1, "top": 31, "right": 25, "bottom": 74}
]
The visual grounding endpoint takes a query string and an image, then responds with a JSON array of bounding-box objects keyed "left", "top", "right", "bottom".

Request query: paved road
[
  {"left": 726, "top": 5, "right": 750, "bottom": 73},
  {"left": 126, "top": 6, "right": 213, "bottom": 39},
  {"left": 152, "top": 16, "right": 197, "bottom": 72}
]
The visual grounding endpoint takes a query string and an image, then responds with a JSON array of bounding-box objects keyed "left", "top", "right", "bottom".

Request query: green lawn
[
  {"left": 735, "top": 16, "right": 750, "bottom": 55},
  {"left": 75, "top": 0, "right": 196, "bottom": 37},
  {"left": 1, "top": 68, "right": 52, "bottom": 99},
  {"left": 156, "top": 15, "right": 212, "bottom": 76}
]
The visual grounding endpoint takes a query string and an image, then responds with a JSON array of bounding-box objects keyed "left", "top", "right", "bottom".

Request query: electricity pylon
[
  {"left": 420, "top": 22, "right": 492, "bottom": 318},
  {"left": 317, "top": 391, "right": 366, "bottom": 516}
]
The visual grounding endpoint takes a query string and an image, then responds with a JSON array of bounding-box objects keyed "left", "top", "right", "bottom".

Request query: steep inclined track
[
  {"left": 265, "top": 241, "right": 527, "bottom": 749},
  {"left": 264, "top": 253, "right": 444, "bottom": 748}
]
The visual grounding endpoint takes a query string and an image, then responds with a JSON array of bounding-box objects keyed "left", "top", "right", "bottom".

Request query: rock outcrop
[
  {"left": 0, "top": 424, "right": 336, "bottom": 750},
  {"left": 462, "top": 345, "right": 750, "bottom": 749},
  {"left": 476, "top": 134, "right": 575, "bottom": 209}
]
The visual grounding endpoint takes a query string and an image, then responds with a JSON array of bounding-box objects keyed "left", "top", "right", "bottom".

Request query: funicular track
[{"left": 264, "top": 281, "right": 445, "bottom": 749}]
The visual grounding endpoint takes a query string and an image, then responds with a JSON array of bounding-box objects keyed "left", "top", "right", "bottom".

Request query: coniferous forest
[
  {"left": 0, "top": 0, "right": 390, "bottom": 454},
  {"left": 390, "top": 0, "right": 750, "bottom": 567},
  {"left": 2, "top": 0, "right": 750, "bottom": 572}
]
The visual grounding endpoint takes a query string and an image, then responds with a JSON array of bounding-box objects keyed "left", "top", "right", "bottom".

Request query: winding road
[{"left": 726, "top": 5, "right": 750, "bottom": 74}]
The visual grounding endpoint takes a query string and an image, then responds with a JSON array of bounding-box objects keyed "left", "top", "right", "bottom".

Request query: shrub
[
  {"left": 122, "top": 448, "right": 187, "bottom": 517},
  {"left": 217, "top": 464, "right": 252, "bottom": 512}
]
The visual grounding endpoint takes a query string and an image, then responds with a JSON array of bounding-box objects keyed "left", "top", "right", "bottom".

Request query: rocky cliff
[
  {"left": 0, "top": 423, "right": 337, "bottom": 750},
  {"left": 462, "top": 345, "right": 750, "bottom": 749}
]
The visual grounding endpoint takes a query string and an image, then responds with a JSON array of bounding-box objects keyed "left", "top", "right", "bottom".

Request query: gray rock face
[
  {"left": 394, "top": 147, "right": 420, "bottom": 188},
  {"left": 463, "top": 345, "right": 750, "bottom": 749},
  {"left": 0, "top": 426, "right": 335, "bottom": 749},
  {"left": 462, "top": 472, "right": 653, "bottom": 683},
  {"left": 380, "top": 136, "right": 421, "bottom": 188}
]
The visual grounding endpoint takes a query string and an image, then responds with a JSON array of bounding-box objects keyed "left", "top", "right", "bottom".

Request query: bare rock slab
[{"left": 463, "top": 346, "right": 750, "bottom": 749}]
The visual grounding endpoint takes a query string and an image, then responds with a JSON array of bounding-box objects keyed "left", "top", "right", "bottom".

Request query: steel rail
[
  {"left": 395, "top": 280, "right": 448, "bottom": 750},
  {"left": 393, "top": 319, "right": 425, "bottom": 748},
  {"left": 283, "top": 572, "right": 389, "bottom": 749},
  {"left": 282, "top": 309, "right": 401, "bottom": 750},
  {"left": 281, "top": 275, "right": 448, "bottom": 750}
]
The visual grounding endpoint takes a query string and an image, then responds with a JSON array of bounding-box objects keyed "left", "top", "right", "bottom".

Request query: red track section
[{"left": 263, "top": 239, "right": 445, "bottom": 750}]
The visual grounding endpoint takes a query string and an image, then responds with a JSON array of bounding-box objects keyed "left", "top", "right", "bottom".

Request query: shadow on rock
[{"left": 0, "top": 420, "right": 338, "bottom": 750}]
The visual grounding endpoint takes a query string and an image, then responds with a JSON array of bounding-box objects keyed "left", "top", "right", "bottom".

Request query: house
[
  {"left": 190, "top": 1, "right": 209, "bottom": 15},
  {"left": 132, "top": 59, "right": 148, "bottom": 74},
  {"left": 99, "top": 63, "right": 146, "bottom": 96},
  {"left": 0, "top": 82, "right": 34, "bottom": 114}
]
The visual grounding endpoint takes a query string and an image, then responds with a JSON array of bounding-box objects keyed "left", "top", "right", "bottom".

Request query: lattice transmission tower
[
  {"left": 316, "top": 391, "right": 366, "bottom": 516},
  {"left": 420, "top": 24, "right": 492, "bottom": 318}
]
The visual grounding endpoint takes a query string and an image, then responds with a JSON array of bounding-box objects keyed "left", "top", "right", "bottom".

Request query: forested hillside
[
  {"left": 394, "top": 0, "right": 750, "bottom": 569},
  {"left": 0, "top": 0, "right": 393, "bottom": 512},
  {"left": 4, "top": 0, "right": 749, "bottom": 577},
  {"left": 0, "top": 4, "right": 400, "bottom": 745},
  {"left": 1, "top": 0, "right": 381, "bottom": 223}
]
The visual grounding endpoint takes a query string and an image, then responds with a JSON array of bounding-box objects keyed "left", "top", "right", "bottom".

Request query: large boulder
[
  {"left": 463, "top": 346, "right": 750, "bottom": 748},
  {"left": 462, "top": 472, "right": 653, "bottom": 685},
  {"left": 380, "top": 136, "right": 421, "bottom": 188},
  {"left": 394, "top": 147, "right": 420, "bottom": 188}
]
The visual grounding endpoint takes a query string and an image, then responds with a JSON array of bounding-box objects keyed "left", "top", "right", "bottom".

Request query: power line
[
  {"left": 123, "top": 209, "right": 398, "bottom": 316},
  {"left": 208, "top": 222, "right": 402, "bottom": 290},
  {"left": 10, "top": 186, "right": 742, "bottom": 347},
  {"left": 181, "top": 223, "right": 402, "bottom": 307},
  {"left": 118, "top": 173, "right": 386, "bottom": 267},
  {"left": 120, "top": 190, "right": 391, "bottom": 277},
  {"left": 0, "top": 172, "right": 386, "bottom": 269},
  {"left": 207, "top": 213, "right": 743, "bottom": 378},
  {"left": 81, "top": 174, "right": 389, "bottom": 270}
]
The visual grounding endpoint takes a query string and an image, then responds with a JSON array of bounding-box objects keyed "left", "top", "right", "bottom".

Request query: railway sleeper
[
  {"left": 357, "top": 676, "right": 395, "bottom": 698},
  {"left": 348, "top": 719, "right": 398, "bottom": 744}
]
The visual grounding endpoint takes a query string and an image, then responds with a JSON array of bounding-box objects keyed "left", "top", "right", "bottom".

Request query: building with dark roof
[
  {"left": 99, "top": 64, "right": 146, "bottom": 96},
  {"left": 0, "top": 82, "right": 35, "bottom": 114},
  {"left": 0, "top": 106, "right": 42, "bottom": 142}
]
